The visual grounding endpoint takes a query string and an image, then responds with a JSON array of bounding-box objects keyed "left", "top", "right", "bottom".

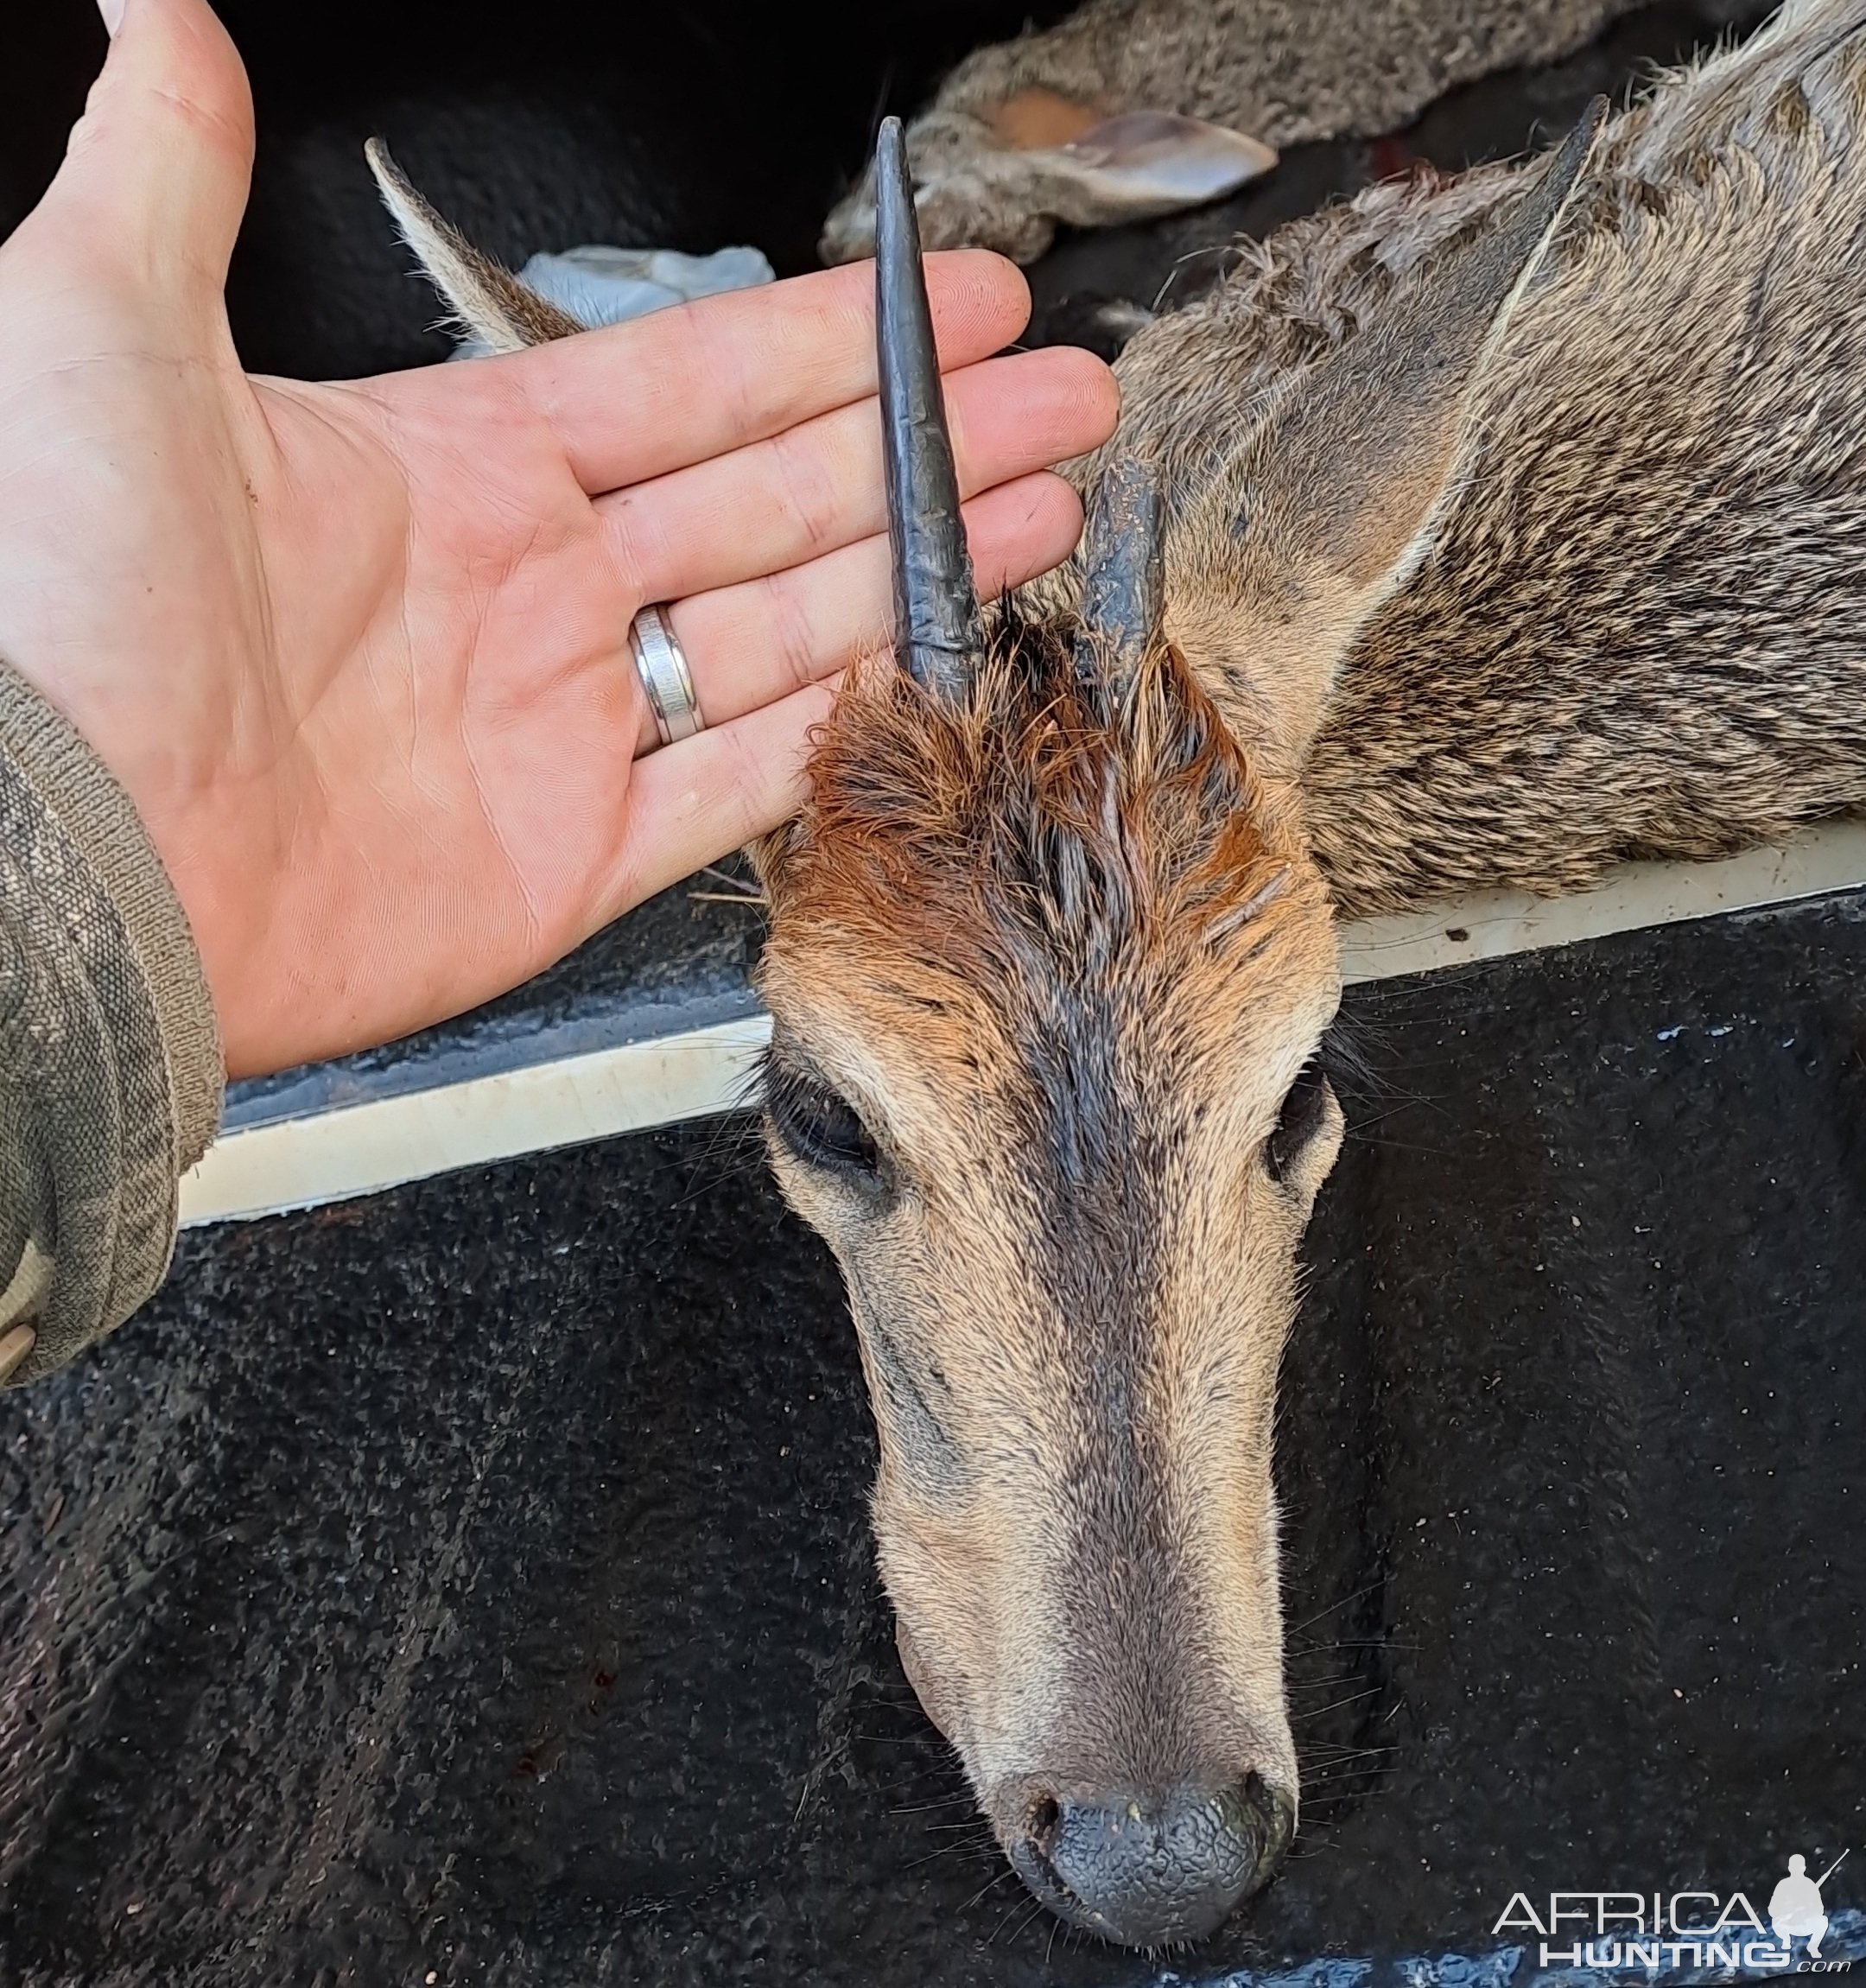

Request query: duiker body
[{"left": 373, "top": 0, "right": 1866, "bottom": 1948}]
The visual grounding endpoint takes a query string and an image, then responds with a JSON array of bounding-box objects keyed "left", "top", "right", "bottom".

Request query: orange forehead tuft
[{"left": 762, "top": 609, "right": 1311, "bottom": 990}]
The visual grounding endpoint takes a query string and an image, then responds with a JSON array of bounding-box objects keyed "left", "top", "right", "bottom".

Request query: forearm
[{"left": 0, "top": 663, "right": 222, "bottom": 1384}]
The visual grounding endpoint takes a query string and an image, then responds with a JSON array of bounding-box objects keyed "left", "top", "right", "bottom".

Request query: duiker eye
[
  {"left": 1266, "top": 1058, "right": 1330, "bottom": 1183},
  {"left": 765, "top": 1064, "right": 884, "bottom": 1184}
]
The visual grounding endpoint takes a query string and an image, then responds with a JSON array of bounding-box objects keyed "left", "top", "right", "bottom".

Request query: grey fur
[
  {"left": 821, "top": 0, "right": 1646, "bottom": 261},
  {"left": 1092, "top": 0, "right": 1866, "bottom": 907}
]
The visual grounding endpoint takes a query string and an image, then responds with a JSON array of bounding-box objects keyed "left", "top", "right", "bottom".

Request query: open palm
[{"left": 0, "top": 0, "right": 1115, "bottom": 1077}]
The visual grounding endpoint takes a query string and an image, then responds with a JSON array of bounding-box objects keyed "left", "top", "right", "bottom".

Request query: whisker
[
  {"left": 1292, "top": 1636, "right": 1417, "bottom": 1652},
  {"left": 986, "top": 1888, "right": 1033, "bottom": 1944},
  {"left": 960, "top": 1865, "right": 1019, "bottom": 1915},
  {"left": 903, "top": 1838, "right": 989, "bottom": 1873},
  {"left": 1005, "top": 1896, "right": 1049, "bottom": 1947},
  {"left": 1295, "top": 1684, "right": 1386, "bottom": 1719},
  {"left": 1287, "top": 1578, "right": 1386, "bottom": 1634}
]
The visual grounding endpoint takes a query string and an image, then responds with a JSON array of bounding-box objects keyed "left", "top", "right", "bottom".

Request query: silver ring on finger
[{"left": 628, "top": 601, "right": 705, "bottom": 746}]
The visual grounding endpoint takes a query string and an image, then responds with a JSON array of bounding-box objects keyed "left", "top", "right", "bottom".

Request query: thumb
[{"left": 42, "top": 0, "right": 255, "bottom": 298}]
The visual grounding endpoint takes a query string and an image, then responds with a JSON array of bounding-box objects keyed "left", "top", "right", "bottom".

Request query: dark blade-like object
[
  {"left": 1076, "top": 458, "right": 1165, "bottom": 685},
  {"left": 874, "top": 116, "right": 981, "bottom": 700}
]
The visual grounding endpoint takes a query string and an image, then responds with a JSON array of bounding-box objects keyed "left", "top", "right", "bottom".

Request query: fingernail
[
  {"left": 0, "top": 1323, "right": 36, "bottom": 1386},
  {"left": 97, "top": 0, "right": 126, "bottom": 36}
]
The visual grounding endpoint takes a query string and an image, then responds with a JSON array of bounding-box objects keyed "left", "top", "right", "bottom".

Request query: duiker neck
[{"left": 1122, "top": 14, "right": 1866, "bottom": 920}]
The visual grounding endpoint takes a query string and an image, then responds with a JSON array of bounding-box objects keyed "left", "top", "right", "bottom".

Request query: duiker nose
[{"left": 1007, "top": 1773, "right": 1292, "bottom": 1947}]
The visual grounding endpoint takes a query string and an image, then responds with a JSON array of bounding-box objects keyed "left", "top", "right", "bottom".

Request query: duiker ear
[
  {"left": 364, "top": 139, "right": 587, "bottom": 352},
  {"left": 1017, "top": 111, "right": 1279, "bottom": 227},
  {"left": 1190, "top": 98, "right": 1606, "bottom": 755}
]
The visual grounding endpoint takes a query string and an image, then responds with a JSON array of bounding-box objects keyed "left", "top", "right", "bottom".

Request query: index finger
[{"left": 504, "top": 250, "right": 1032, "bottom": 495}]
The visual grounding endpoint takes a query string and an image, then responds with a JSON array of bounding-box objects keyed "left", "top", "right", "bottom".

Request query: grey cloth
[{"left": 0, "top": 663, "right": 223, "bottom": 1383}]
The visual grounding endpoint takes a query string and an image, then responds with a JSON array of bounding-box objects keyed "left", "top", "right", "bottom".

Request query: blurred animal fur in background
[{"left": 819, "top": 0, "right": 1761, "bottom": 260}]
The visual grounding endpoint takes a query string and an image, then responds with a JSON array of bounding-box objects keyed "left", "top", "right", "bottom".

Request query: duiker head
[{"left": 752, "top": 118, "right": 1343, "bottom": 1947}]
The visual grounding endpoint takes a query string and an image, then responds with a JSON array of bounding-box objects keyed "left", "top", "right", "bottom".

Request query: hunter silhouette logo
[
  {"left": 1493, "top": 1849, "right": 1853, "bottom": 1972},
  {"left": 1773, "top": 1852, "right": 1849, "bottom": 1959}
]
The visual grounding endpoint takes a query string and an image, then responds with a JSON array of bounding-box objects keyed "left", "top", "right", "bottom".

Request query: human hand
[{"left": 0, "top": 0, "right": 1118, "bottom": 1078}]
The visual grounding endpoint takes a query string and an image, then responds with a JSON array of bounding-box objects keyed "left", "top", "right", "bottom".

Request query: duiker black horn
[
  {"left": 874, "top": 117, "right": 981, "bottom": 699},
  {"left": 1077, "top": 458, "right": 1165, "bottom": 683}
]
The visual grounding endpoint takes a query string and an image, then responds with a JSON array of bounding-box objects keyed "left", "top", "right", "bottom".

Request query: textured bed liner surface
[{"left": 1, "top": 894, "right": 1858, "bottom": 1985}]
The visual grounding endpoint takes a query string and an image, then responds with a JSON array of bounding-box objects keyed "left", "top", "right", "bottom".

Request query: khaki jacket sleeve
[{"left": 0, "top": 663, "right": 223, "bottom": 1384}]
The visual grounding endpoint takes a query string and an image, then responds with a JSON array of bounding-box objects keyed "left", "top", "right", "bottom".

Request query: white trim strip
[
  {"left": 1336, "top": 820, "right": 1866, "bottom": 983},
  {"left": 181, "top": 823, "right": 1866, "bottom": 1226},
  {"left": 180, "top": 1015, "right": 773, "bottom": 1227}
]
